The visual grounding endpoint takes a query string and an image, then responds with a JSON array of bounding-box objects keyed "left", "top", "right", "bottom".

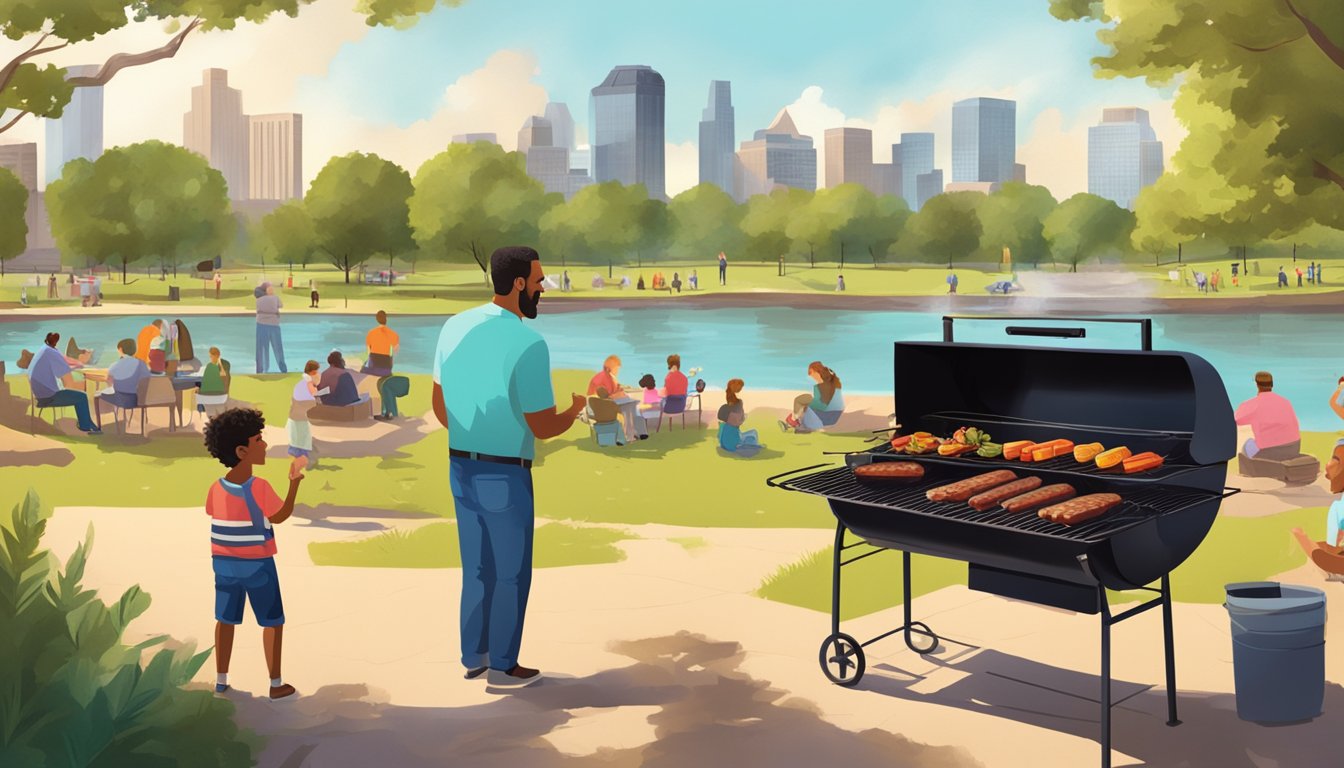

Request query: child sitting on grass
[
  {"left": 717, "top": 403, "right": 761, "bottom": 455},
  {"left": 203, "top": 408, "right": 306, "bottom": 700}
]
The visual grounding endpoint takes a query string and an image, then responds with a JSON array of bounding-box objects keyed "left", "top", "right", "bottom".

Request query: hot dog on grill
[
  {"left": 1038, "top": 493, "right": 1123, "bottom": 525},
  {"left": 853, "top": 461, "right": 925, "bottom": 480},
  {"left": 967, "top": 476, "right": 1043, "bottom": 511},
  {"left": 926, "top": 470, "right": 1018, "bottom": 502},
  {"left": 1000, "top": 483, "right": 1077, "bottom": 513}
]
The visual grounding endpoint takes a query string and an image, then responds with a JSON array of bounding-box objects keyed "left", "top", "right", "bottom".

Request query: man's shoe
[
  {"left": 486, "top": 665, "right": 542, "bottom": 688},
  {"left": 374, "top": 415, "right": 393, "bottom": 422},
  {"left": 464, "top": 666, "right": 488, "bottom": 680},
  {"left": 269, "top": 684, "right": 297, "bottom": 700}
]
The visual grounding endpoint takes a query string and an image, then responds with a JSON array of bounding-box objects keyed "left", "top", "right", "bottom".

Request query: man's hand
[{"left": 568, "top": 393, "right": 586, "bottom": 416}]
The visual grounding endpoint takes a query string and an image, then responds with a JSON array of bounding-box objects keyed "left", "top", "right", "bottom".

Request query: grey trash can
[
  {"left": 1225, "top": 581, "right": 1326, "bottom": 723},
  {"left": 168, "top": 286, "right": 181, "bottom": 301}
]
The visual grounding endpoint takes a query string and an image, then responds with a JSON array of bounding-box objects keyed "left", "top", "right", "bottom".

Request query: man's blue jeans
[
  {"left": 449, "top": 457, "right": 534, "bottom": 671},
  {"left": 255, "top": 324, "right": 287, "bottom": 373},
  {"left": 38, "top": 389, "right": 97, "bottom": 431}
]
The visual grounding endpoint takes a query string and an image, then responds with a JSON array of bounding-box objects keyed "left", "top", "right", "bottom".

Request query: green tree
[
  {"left": 536, "top": 181, "right": 651, "bottom": 277},
  {"left": 0, "top": 1, "right": 461, "bottom": 136},
  {"left": 307, "top": 152, "right": 414, "bottom": 284},
  {"left": 1043, "top": 193, "right": 1137, "bottom": 272},
  {"left": 666, "top": 183, "right": 745, "bottom": 262},
  {"left": 900, "top": 191, "right": 984, "bottom": 268},
  {"left": 1051, "top": 0, "right": 1344, "bottom": 240},
  {"left": 47, "top": 141, "right": 233, "bottom": 282},
  {"left": 740, "top": 187, "right": 810, "bottom": 265},
  {"left": 409, "top": 142, "right": 552, "bottom": 281},
  {"left": 0, "top": 167, "right": 26, "bottom": 277},
  {"left": 257, "top": 201, "right": 316, "bottom": 272},
  {"left": 632, "top": 196, "right": 670, "bottom": 268},
  {"left": 978, "top": 182, "right": 1056, "bottom": 268},
  {"left": 856, "top": 194, "right": 912, "bottom": 266}
]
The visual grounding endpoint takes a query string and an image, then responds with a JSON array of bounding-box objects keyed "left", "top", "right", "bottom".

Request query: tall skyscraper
[
  {"left": 894, "top": 133, "right": 935, "bottom": 209},
  {"left": 451, "top": 133, "right": 499, "bottom": 145},
  {"left": 248, "top": 113, "right": 302, "bottom": 201},
  {"left": 735, "top": 108, "right": 816, "bottom": 197},
  {"left": 1088, "top": 107, "right": 1164, "bottom": 209},
  {"left": 44, "top": 65, "right": 103, "bottom": 186},
  {"left": 517, "top": 116, "right": 553, "bottom": 155},
  {"left": 0, "top": 142, "right": 38, "bottom": 191},
  {"left": 916, "top": 169, "right": 944, "bottom": 210},
  {"left": 698, "top": 80, "right": 735, "bottom": 195},
  {"left": 518, "top": 114, "right": 593, "bottom": 200},
  {"left": 183, "top": 68, "right": 250, "bottom": 200},
  {"left": 952, "top": 97, "right": 1016, "bottom": 184},
  {"left": 590, "top": 65, "right": 666, "bottom": 199},
  {"left": 543, "top": 102, "right": 576, "bottom": 152},
  {"left": 824, "top": 127, "right": 873, "bottom": 190}
]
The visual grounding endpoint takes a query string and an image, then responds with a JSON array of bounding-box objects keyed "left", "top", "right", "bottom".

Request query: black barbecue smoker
[{"left": 768, "top": 316, "right": 1239, "bottom": 768}]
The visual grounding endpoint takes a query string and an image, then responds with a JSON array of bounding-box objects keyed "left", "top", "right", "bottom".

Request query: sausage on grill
[
  {"left": 854, "top": 461, "right": 925, "bottom": 480},
  {"left": 1000, "top": 483, "right": 1077, "bottom": 513},
  {"left": 967, "top": 477, "right": 1044, "bottom": 511},
  {"left": 1039, "top": 493, "right": 1123, "bottom": 525},
  {"left": 927, "top": 470, "right": 1018, "bottom": 502}
]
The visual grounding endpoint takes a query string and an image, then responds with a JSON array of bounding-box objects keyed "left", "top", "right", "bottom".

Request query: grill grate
[
  {"left": 776, "top": 466, "right": 1224, "bottom": 544},
  {"left": 864, "top": 443, "right": 1204, "bottom": 483}
]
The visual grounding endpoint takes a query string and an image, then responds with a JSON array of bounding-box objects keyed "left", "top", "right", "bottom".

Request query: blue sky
[{"left": 302, "top": 0, "right": 1169, "bottom": 149}]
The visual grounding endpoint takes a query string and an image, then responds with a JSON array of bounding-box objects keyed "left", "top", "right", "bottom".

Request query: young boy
[
  {"left": 1292, "top": 440, "right": 1344, "bottom": 581},
  {"left": 203, "top": 408, "right": 306, "bottom": 699}
]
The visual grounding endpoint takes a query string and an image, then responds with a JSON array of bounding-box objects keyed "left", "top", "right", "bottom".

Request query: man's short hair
[
  {"left": 490, "top": 246, "right": 540, "bottom": 295},
  {"left": 667, "top": 354, "right": 681, "bottom": 370},
  {"left": 117, "top": 338, "right": 135, "bottom": 356},
  {"left": 376, "top": 310, "right": 387, "bottom": 325},
  {"left": 44, "top": 332, "right": 59, "bottom": 347},
  {"left": 328, "top": 350, "right": 344, "bottom": 366},
  {"left": 203, "top": 408, "right": 265, "bottom": 468},
  {"left": 1255, "top": 371, "right": 1273, "bottom": 389}
]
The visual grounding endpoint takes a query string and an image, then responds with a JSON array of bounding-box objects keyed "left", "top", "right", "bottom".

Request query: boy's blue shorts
[{"left": 213, "top": 556, "right": 285, "bottom": 627}]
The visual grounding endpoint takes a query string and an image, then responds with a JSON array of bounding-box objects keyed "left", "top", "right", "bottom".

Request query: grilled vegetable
[
  {"left": 1122, "top": 452, "right": 1164, "bottom": 474},
  {"left": 976, "top": 442, "right": 1003, "bottom": 458},
  {"left": 1073, "top": 443, "right": 1105, "bottom": 463},
  {"left": 891, "top": 435, "right": 913, "bottom": 450},
  {"left": 938, "top": 442, "right": 977, "bottom": 456},
  {"left": 1030, "top": 439, "right": 1074, "bottom": 462},
  {"left": 904, "top": 433, "right": 941, "bottom": 454},
  {"left": 1003, "top": 441, "right": 1034, "bottom": 460},
  {"left": 1095, "top": 446, "right": 1132, "bottom": 469}
]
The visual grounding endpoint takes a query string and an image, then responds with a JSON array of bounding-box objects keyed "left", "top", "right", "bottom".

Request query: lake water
[{"left": 3, "top": 308, "right": 1341, "bottom": 430}]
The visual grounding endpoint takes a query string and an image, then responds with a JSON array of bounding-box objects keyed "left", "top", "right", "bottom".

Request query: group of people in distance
[{"left": 585, "top": 354, "right": 699, "bottom": 444}]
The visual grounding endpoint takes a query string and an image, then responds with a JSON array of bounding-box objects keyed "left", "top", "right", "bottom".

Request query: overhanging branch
[
  {"left": 1283, "top": 0, "right": 1344, "bottom": 71},
  {"left": 1232, "top": 33, "right": 1305, "bottom": 53},
  {"left": 1312, "top": 159, "right": 1344, "bottom": 192},
  {"left": 66, "top": 18, "right": 202, "bottom": 89},
  {"left": 0, "top": 32, "right": 69, "bottom": 97}
]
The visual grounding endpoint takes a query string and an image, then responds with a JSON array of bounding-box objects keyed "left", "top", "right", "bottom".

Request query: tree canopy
[
  {"left": 306, "top": 152, "right": 414, "bottom": 283},
  {"left": 1051, "top": 0, "right": 1344, "bottom": 241},
  {"left": 1043, "top": 193, "right": 1136, "bottom": 272},
  {"left": 977, "top": 182, "right": 1056, "bottom": 268},
  {"left": 0, "top": 167, "right": 26, "bottom": 277},
  {"left": 257, "top": 200, "right": 317, "bottom": 271},
  {"left": 900, "top": 191, "right": 984, "bottom": 268},
  {"left": 0, "top": 0, "right": 461, "bottom": 135},
  {"left": 46, "top": 141, "right": 232, "bottom": 281}
]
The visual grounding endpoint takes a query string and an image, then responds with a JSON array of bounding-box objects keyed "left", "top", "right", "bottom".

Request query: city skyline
[
  {"left": 0, "top": 0, "right": 1182, "bottom": 201},
  {"left": 1088, "top": 107, "right": 1164, "bottom": 210}
]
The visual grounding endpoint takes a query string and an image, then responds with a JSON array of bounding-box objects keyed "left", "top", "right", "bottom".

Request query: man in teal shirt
[{"left": 431, "top": 246, "right": 584, "bottom": 689}]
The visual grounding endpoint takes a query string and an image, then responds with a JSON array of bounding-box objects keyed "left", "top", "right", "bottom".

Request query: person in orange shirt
[
  {"left": 135, "top": 319, "right": 164, "bottom": 365},
  {"left": 363, "top": 310, "right": 400, "bottom": 376}
]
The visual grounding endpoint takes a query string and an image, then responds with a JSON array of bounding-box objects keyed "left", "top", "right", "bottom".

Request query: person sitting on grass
[
  {"left": 1292, "top": 440, "right": 1344, "bottom": 582},
  {"left": 318, "top": 351, "right": 367, "bottom": 408},
  {"left": 198, "top": 347, "right": 232, "bottom": 419},
  {"left": 717, "top": 403, "right": 761, "bottom": 455},
  {"left": 780, "top": 361, "right": 845, "bottom": 433},
  {"left": 202, "top": 408, "right": 305, "bottom": 700}
]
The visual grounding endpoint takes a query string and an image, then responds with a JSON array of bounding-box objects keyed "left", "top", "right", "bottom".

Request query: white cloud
[
  {"left": 1018, "top": 100, "right": 1186, "bottom": 199},
  {"left": 665, "top": 140, "right": 698, "bottom": 197},
  {"left": 310, "top": 50, "right": 549, "bottom": 179}
]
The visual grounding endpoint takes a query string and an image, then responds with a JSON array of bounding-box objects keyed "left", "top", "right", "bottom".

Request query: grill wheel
[{"left": 819, "top": 633, "right": 865, "bottom": 686}]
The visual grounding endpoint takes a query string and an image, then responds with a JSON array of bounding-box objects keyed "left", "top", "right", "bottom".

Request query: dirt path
[{"left": 43, "top": 507, "right": 1342, "bottom": 768}]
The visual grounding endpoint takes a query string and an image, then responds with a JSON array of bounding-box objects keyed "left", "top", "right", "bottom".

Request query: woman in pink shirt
[{"left": 1234, "top": 371, "right": 1301, "bottom": 460}]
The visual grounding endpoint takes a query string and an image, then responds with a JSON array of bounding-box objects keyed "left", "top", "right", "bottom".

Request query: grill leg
[
  {"left": 1100, "top": 587, "right": 1112, "bottom": 768},
  {"left": 1161, "top": 574, "right": 1181, "bottom": 726},
  {"left": 831, "top": 521, "right": 844, "bottom": 637},
  {"left": 901, "top": 551, "right": 939, "bottom": 653}
]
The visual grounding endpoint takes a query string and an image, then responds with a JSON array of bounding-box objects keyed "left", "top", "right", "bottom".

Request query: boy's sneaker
[
  {"left": 269, "top": 684, "right": 297, "bottom": 700},
  {"left": 214, "top": 683, "right": 231, "bottom": 695},
  {"left": 464, "top": 666, "right": 488, "bottom": 680},
  {"left": 486, "top": 665, "right": 542, "bottom": 688}
]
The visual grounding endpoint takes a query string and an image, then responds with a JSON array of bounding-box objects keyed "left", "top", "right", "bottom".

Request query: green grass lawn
[
  {"left": 0, "top": 369, "right": 865, "bottom": 528},
  {"left": 757, "top": 506, "right": 1331, "bottom": 618},
  {"left": 308, "top": 521, "right": 634, "bottom": 568}
]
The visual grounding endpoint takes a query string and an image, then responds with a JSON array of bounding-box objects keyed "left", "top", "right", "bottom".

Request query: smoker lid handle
[
  {"left": 765, "top": 463, "right": 833, "bottom": 488},
  {"left": 942, "top": 315, "right": 1154, "bottom": 351}
]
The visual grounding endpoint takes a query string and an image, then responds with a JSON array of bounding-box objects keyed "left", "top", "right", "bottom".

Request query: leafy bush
[{"left": 0, "top": 490, "right": 252, "bottom": 768}]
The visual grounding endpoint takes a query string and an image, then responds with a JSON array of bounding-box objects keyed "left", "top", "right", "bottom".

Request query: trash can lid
[{"left": 1225, "top": 581, "right": 1326, "bottom": 614}]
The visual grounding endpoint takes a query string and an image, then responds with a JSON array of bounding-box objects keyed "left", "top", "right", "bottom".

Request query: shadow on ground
[
  {"left": 230, "top": 632, "right": 980, "bottom": 768},
  {"left": 860, "top": 646, "right": 1338, "bottom": 768}
]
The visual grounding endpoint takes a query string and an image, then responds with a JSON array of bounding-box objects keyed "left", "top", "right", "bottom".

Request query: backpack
[{"left": 695, "top": 379, "right": 706, "bottom": 394}]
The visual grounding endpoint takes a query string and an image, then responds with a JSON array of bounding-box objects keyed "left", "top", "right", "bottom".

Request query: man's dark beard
[{"left": 519, "top": 286, "right": 542, "bottom": 319}]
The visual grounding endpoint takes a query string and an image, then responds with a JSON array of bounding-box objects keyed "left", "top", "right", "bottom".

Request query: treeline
[{"left": 7, "top": 140, "right": 1338, "bottom": 284}]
